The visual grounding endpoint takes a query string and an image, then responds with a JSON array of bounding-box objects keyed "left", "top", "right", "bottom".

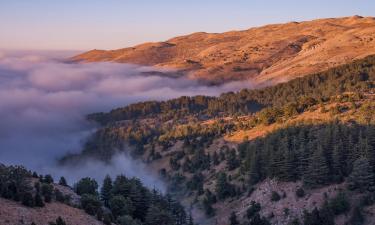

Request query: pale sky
[{"left": 0, "top": 0, "right": 374, "bottom": 51}]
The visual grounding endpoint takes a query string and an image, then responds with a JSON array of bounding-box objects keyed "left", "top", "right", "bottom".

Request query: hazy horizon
[{"left": 1, "top": 0, "right": 374, "bottom": 51}]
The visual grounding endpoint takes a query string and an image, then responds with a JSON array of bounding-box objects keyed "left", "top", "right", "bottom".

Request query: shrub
[
  {"left": 246, "top": 201, "right": 261, "bottom": 219},
  {"left": 328, "top": 192, "right": 350, "bottom": 215},
  {"left": 271, "top": 191, "right": 281, "bottom": 202},
  {"left": 296, "top": 188, "right": 305, "bottom": 198},
  {"left": 74, "top": 178, "right": 98, "bottom": 196},
  {"left": 80, "top": 194, "right": 102, "bottom": 216},
  {"left": 22, "top": 192, "right": 35, "bottom": 207}
]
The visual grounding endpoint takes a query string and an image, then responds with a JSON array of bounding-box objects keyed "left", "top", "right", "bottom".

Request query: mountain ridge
[{"left": 72, "top": 15, "right": 375, "bottom": 85}]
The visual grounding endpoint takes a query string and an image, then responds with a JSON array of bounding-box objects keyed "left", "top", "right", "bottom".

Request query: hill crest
[{"left": 72, "top": 16, "right": 375, "bottom": 85}]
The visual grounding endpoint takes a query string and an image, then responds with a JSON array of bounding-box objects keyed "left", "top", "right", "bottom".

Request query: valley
[{"left": 58, "top": 55, "right": 375, "bottom": 224}]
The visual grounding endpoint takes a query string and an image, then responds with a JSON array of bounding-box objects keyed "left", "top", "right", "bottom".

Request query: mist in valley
[{"left": 0, "top": 50, "right": 252, "bottom": 188}]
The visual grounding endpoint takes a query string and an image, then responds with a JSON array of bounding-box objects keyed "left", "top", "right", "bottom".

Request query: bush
[
  {"left": 328, "top": 192, "right": 350, "bottom": 215},
  {"left": 271, "top": 191, "right": 281, "bottom": 202},
  {"left": 22, "top": 192, "right": 35, "bottom": 207},
  {"left": 74, "top": 178, "right": 98, "bottom": 196},
  {"left": 246, "top": 201, "right": 261, "bottom": 219},
  {"left": 109, "top": 195, "right": 134, "bottom": 218},
  {"left": 296, "top": 188, "right": 305, "bottom": 198},
  {"left": 117, "top": 215, "right": 142, "bottom": 225},
  {"left": 34, "top": 193, "right": 45, "bottom": 207},
  {"left": 80, "top": 194, "right": 102, "bottom": 216},
  {"left": 41, "top": 184, "right": 54, "bottom": 203},
  {"left": 349, "top": 206, "right": 364, "bottom": 225},
  {"left": 43, "top": 175, "right": 54, "bottom": 184}
]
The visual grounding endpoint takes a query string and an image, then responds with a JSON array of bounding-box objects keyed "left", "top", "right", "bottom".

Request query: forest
[
  {"left": 59, "top": 54, "right": 375, "bottom": 224},
  {"left": 0, "top": 164, "right": 191, "bottom": 225}
]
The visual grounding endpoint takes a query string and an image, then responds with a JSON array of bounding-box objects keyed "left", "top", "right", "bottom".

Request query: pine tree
[
  {"left": 100, "top": 175, "right": 113, "bottom": 207},
  {"left": 303, "top": 144, "right": 330, "bottom": 188},
  {"left": 212, "top": 151, "right": 220, "bottom": 166},
  {"left": 43, "top": 175, "right": 54, "bottom": 184},
  {"left": 349, "top": 206, "right": 364, "bottom": 225},
  {"left": 229, "top": 212, "right": 239, "bottom": 225},
  {"left": 248, "top": 151, "right": 262, "bottom": 185},
  {"left": 58, "top": 177, "right": 68, "bottom": 186},
  {"left": 226, "top": 149, "right": 239, "bottom": 170},
  {"left": 348, "top": 157, "right": 375, "bottom": 192},
  {"left": 22, "top": 192, "right": 35, "bottom": 207},
  {"left": 34, "top": 193, "right": 45, "bottom": 207},
  {"left": 215, "top": 172, "right": 233, "bottom": 200},
  {"left": 55, "top": 217, "right": 66, "bottom": 225}
]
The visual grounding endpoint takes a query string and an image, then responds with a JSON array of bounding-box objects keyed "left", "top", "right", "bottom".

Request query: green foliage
[
  {"left": 229, "top": 212, "right": 239, "bottom": 225},
  {"left": 328, "top": 192, "right": 350, "bottom": 215},
  {"left": 58, "top": 177, "right": 68, "bottom": 186},
  {"left": 109, "top": 195, "right": 134, "bottom": 218},
  {"left": 247, "top": 213, "right": 271, "bottom": 225},
  {"left": 349, "top": 206, "right": 364, "bottom": 225},
  {"left": 55, "top": 217, "right": 66, "bottom": 225},
  {"left": 145, "top": 206, "right": 174, "bottom": 225},
  {"left": 215, "top": 172, "right": 235, "bottom": 200},
  {"left": 202, "top": 189, "right": 216, "bottom": 217},
  {"left": 49, "top": 217, "right": 66, "bottom": 225},
  {"left": 296, "top": 188, "right": 305, "bottom": 198},
  {"left": 80, "top": 194, "right": 102, "bottom": 216},
  {"left": 226, "top": 149, "right": 240, "bottom": 171},
  {"left": 303, "top": 204, "right": 334, "bottom": 225},
  {"left": 348, "top": 157, "right": 375, "bottom": 192},
  {"left": 41, "top": 184, "right": 53, "bottom": 203},
  {"left": 21, "top": 192, "right": 35, "bottom": 207},
  {"left": 74, "top": 54, "right": 375, "bottom": 162},
  {"left": 246, "top": 201, "right": 261, "bottom": 219},
  {"left": 117, "top": 215, "right": 142, "bottom": 225},
  {"left": 270, "top": 191, "right": 281, "bottom": 202},
  {"left": 34, "top": 192, "right": 45, "bottom": 207},
  {"left": 43, "top": 175, "right": 54, "bottom": 184},
  {"left": 74, "top": 177, "right": 98, "bottom": 196},
  {"left": 100, "top": 175, "right": 113, "bottom": 207}
]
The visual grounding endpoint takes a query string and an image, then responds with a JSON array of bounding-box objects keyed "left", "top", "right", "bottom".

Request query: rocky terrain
[{"left": 72, "top": 16, "right": 375, "bottom": 85}]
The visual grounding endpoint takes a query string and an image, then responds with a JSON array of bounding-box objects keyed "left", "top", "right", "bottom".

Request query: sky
[{"left": 0, "top": 0, "right": 374, "bottom": 51}]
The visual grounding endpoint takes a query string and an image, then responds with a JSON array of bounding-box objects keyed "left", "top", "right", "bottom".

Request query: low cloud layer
[{"left": 0, "top": 50, "right": 252, "bottom": 188}]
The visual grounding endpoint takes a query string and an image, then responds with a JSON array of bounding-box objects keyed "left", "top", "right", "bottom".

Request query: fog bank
[{"left": 0, "top": 50, "right": 252, "bottom": 188}]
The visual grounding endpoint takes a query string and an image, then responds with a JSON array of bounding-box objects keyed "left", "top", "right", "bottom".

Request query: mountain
[
  {"left": 63, "top": 55, "right": 375, "bottom": 224},
  {"left": 72, "top": 16, "right": 375, "bottom": 84}
]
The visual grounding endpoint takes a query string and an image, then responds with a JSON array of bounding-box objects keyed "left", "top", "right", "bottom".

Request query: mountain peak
[{"left": 72, "top": 16, "right": 375, "bottom": 85}]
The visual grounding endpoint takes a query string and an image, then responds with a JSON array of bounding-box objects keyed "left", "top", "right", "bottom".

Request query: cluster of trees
[
  {"left": 70, "top": 54, "right": 375, "bottom": 164},
  {"left": 0, "top": 165, "right": 69, "bottom": 208},
  {"left": 240, "top": 122, "right": 375, "bottom": 188},
  {"left": 89, "top": 54, "right": 375, "bottom": 125},
  {"left": 74, "top": 174, "right": 191, "bottom": 225}
]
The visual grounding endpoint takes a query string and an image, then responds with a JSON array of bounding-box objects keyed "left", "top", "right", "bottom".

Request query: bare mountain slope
[{"left": 72, "top": 16, "right": 375, "bottom": 84}]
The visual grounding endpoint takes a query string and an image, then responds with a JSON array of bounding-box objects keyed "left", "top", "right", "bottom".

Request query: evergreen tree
[
  {"left": 34, "top": 193, "right": 45, "bottom": 207},
  {"left": 109, "top": 195, "right": 134, "bottom": 218},
  {"left": 229, "top": 212, "right": 239, "bottom": 225},
  {"left": 145, "top": 206, "right": 174, "bottom": 225},
  {"left": 58, "top": 177, "right": 68, "bottom": 186},
  {"left": 349, "top": 206, "right": 364, "bottom": 225},
  {"left": 215, "top": 172, "right": 234, "bottom": 200},
  {"left": 80, "top": 194, "right": 102, "bottom": 216},
  {"left": 226, "top": 149, "right": 239, "bottom": 170},
  {"left": 101, "top": 175, "right": 113, "bottom": 207},
  {"left": 55, "top": 217, "right": 66, "bottom": 225},
  {"left": 248, "top": 151, "right": 262, "bottom": 185},
  {"left": 212, "top": 151, "right": 220, "bottom": 166},
  {"left": 22, "top": 192, "right": 35, "bottom": 207},
  {"left": 348, "top": 157, "right": 375, "bottom": 192},
  {"left": 74, "top": 177, "right": 98, "bottom": 196},
  {"left": 43, "top": 175, "right": 54, "bottom": 184},
  {"left": 303, "top": 144, "right": 330, "bottom": 188}
]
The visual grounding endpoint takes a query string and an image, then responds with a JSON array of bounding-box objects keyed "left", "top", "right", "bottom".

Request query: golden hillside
[{"left": 72, "top": 16, "right": 375, "bottom": 84}]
